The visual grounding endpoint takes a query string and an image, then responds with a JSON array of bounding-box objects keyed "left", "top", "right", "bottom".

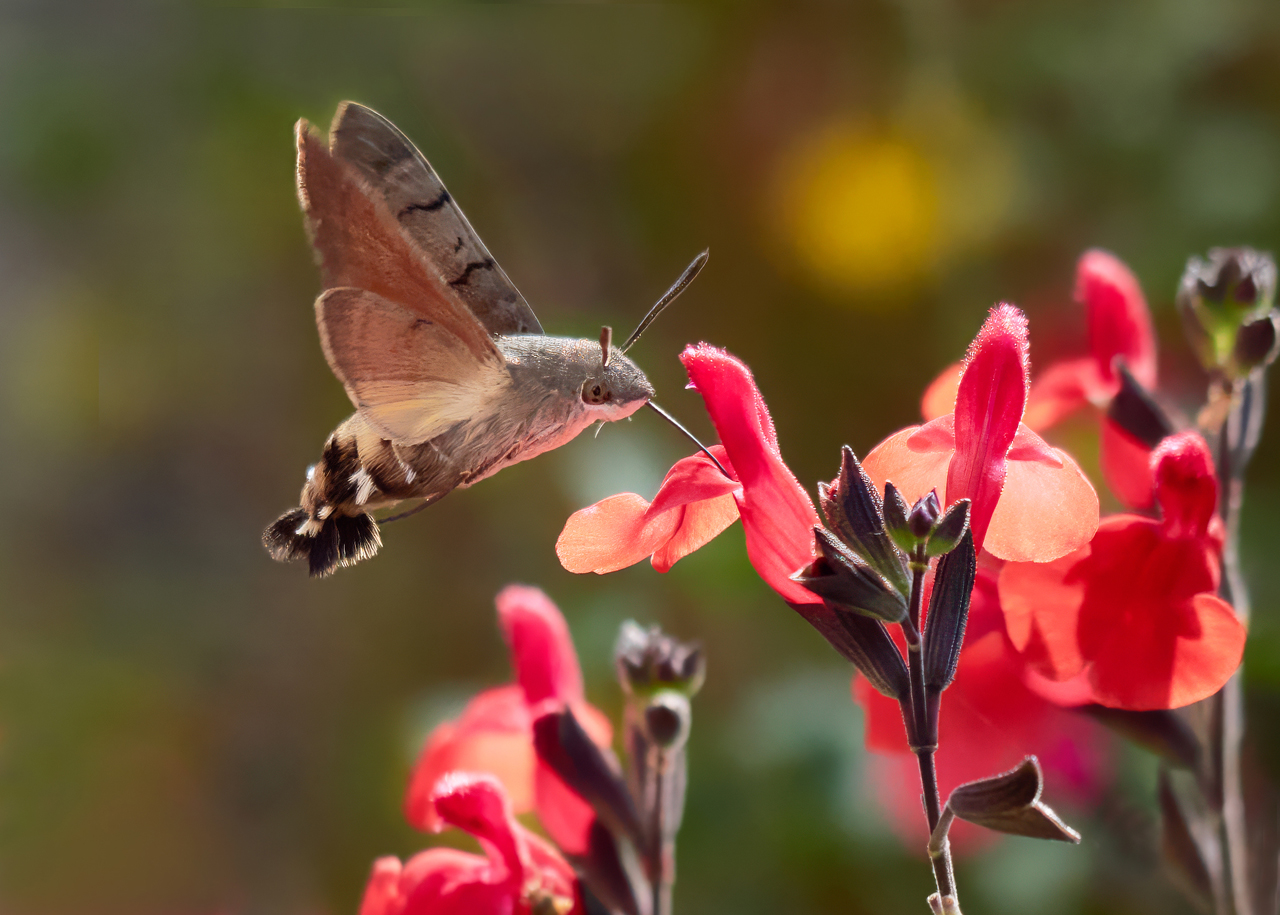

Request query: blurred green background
[{"left": 5, "top": 2, "right": 1280, "bottom": 913}]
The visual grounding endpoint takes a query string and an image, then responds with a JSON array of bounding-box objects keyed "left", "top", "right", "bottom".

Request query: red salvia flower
[
  {"left": 863, "top": 304, "right": 1100, "bottom": 562},
  {"left": 405, "top": 586, "right": 611, "bottom": 834},
  {"left": 998, "top": 432, "right": 1245, "bottom": 709},
  {"left": 922, "top": 251, "right": 1160, "bottom": 508},
  {"left": 856, "top": 570, "right": 1108, "bottom": 849},
  {"left": 558, "top": 344, "right": 820, "bottom": 605},
  {"left": 362, "top": 774, "right": 581, "bottom": 915}
]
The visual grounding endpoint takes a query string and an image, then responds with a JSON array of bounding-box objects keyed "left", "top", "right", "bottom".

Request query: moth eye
[{"left": 582, "top": 381, "right": 612, "bottom": 405}]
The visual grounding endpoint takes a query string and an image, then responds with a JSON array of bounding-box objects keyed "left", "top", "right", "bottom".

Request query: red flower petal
[
  {"left": 999, "top": 553, "right": 1087, "bottom": 682},
  {"left": 431, "top": 773, "right": 528, "bottom": 878},
  {"left": 360, "top": 855, "right": 410, "bottom": 915},
  {"left": 1100, "top": 418, "right": 1155, "bottom": 509},
  {"left": 646, "top": 446, "right": 740, "bottom": 515},
  {"left": 1152, "top": 432, "right": 1218, "bottom": 540},
  {"left": 1003, "top": 512, "right": 1240, "bottom": 711},
  {"left": 405, "top": 685, "right": 534, "bottom": 832},
  {"left": 497, "top": 585, "right": 584, "bottom": 706},
  {"left": 985, "top": 445, "right": 1099, "bottom": 562},
  {"left": 921, "top": 361, "right": 963, "bottom": 421},
  {"left": 1088, "top": 590, "right": 1244, "bottom": 709},
  {"left": 1077, "top": 249, "right": 1156, "bottom": 391},
  {"left": 949, "top": 305, "right": 1030, "bottom": 550},
  {"left": 361, "top": 848, "right": 507, "bottom": 915},
  {"left": 534, "top": 758, "right": 598, "bottom": 856},
  {"left": 681, "top": 344, "right": 820, "bottom": 604}
]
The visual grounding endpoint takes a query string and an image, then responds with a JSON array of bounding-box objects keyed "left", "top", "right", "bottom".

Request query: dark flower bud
[
  {"left": 922, "top": 529, "right": 976, "bottom": 691},
  {"left": 883, "top": 482, "right": 916, "bottom": 553},
  {"left": 789, "top": 601, "right": 909, "bottom": 699},
  {"left": 793, "top": 528, "right": 908, "bottom": 623},
  {"left": 908, "top": 490, "right": 942, "bottom": 539},
  {"left": 945, "top": 756, "right": 1080, "bottom": 843},
  {"left": 614, "top": 622, "right": 704, "bottom": 698},
  {"left": 1084, "top": 706, "right": 1200, "bottom": 770},
  {"left": 1106, "top": 363, "right": 1174, "bottom": 448},
  {"left": 642, "top": 691, "right": 691, "bottom": 752},
  {"left": 572, "top": 822, "right": 643, "bottom": 915},
  {"left": 1177, "top": 247, "right": 1277, "bottom": 376},
  {"left": 819, "top": 447, "right": 910, "bottom": 597},
  {"left": 1234, "top": 312, "right": 1279, "bottom": 373},
  {"left": 533, "top": 707, "right": 643, "bottom": 844},
  {"left": 925, "top": 500, "right": 971, "bottom": 558}
]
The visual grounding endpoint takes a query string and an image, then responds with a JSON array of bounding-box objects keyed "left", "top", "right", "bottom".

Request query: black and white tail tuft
[{"left": 263, "top": 508, "right": 382, "bottom": 577}]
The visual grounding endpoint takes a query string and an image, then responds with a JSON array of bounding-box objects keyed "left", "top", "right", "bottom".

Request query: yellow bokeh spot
[{"left": 775, "top": 126, "right": 939, "bottom": 297}]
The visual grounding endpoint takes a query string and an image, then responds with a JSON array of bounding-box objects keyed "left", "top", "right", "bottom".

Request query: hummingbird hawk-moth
[{"left": 264, "top": 102, "right": 708, "bottom": 577}]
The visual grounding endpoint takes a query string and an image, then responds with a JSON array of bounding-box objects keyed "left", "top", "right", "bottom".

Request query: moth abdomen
[
  {"left": 263, "top": 419, "right": 388, "bottom": 577},
  {"left": 262, "top": 507, "right": 381, "bottom": 578}
]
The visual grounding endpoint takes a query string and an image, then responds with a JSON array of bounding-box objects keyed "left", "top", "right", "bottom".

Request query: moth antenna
[
  {"left": 646, "top": 401, "right": 731, "bottom": 478},
  {"left": 600, "top": 325, "right": 612, "bottom": 367},
  {"left": 620, "top": 250, "right": 709, "bottom": 354}
]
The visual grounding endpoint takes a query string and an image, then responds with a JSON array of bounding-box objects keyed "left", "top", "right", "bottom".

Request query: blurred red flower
[
  {"left": 863, "top": 304, "right": 1099, "bottom": 562},
  {"left": 405, "top": 586, "right": 611, "bottom": 840},
  {"left": 558, "top": 344, "right": 820, "bottom": 605},
  {"left": 922, "top": 251, "right": 1160, "bottom": 508},
  {"left": 999, "top": 432, "right": 1245, "bottom": 709},
  {"left": 856, "top": 568, "right": 1108, "bottom": 849},
  {"left": 362, "top": 773, "right": 580, "bottom": 915}
]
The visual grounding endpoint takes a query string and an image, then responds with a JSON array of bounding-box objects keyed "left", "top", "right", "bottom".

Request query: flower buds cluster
[
  {"left": 792, "top": 446, "right": 976, "bottom": 709},
  {"left": 615, "top": 622, "right": 703, "bottom": 752},
  {"left": 883, "top": 485, "right": 972, "bottom": 564},
  {"left": 1177, "top": 247, "right": 1279, "bottom": 379}
]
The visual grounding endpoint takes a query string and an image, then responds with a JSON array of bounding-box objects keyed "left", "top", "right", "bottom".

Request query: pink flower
[
  {"left": 405, "top": 587, "right": 611, "bottom": 839},
  {"left": 864, "top": 305, "right": 1099, "bottom": 562},
  {"left": 999, "top": 432, "right": 1245, "bottom": 709},
  {"left": 361, "top": 774, "right": 580, "bottom": 915}
]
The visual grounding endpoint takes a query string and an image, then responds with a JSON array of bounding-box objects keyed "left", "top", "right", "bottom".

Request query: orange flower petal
[
  {"left": 651, "top": 493, "right": 740, "bottom": 573},
  {"left": 998, "top": 554, "right": 1087, "bottom": 682},
  {"left": 985, "top": 448, "right": 1099, "bottom": 562},
  {"left": 555, "top": 493, "right": 679, "bottom": 574},
  {"left": 861, "top": 426, "right": 953, "bottom": 507}
]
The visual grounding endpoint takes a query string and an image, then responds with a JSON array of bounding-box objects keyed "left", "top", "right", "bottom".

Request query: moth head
[{"left": 580, "top": 328, "right": 653, "bottom": 417}]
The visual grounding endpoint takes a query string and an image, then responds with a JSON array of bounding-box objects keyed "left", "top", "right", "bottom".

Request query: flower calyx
[
  {"left": 614, "top": 621, "right": 705, "bottom": 700},
  {"left": 794, "top": 528, "right": 908, "bottom": 624},
  {"left": 817, "top": 445, "right": 911, "bottom": 597},
  {"left": 886, "top": 486, "right": 971, "bottom": 565},
  {"left": 1177, "top": 247, "right": 1278, "bottom": 379}
]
